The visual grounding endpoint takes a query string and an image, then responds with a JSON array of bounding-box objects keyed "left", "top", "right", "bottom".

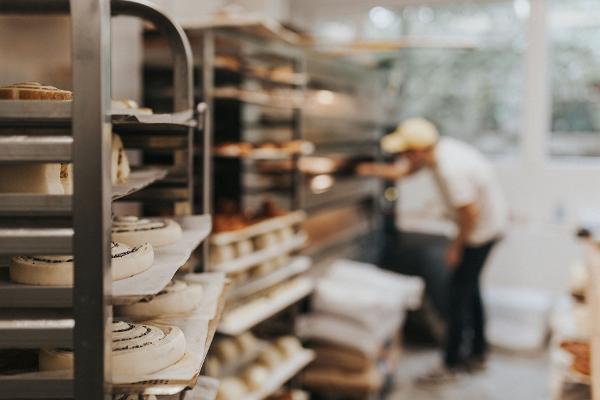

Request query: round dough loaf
[
  {"left": 277, "top": 227, "right": 295, "bottom": 243},
  {"left": 214, "top": 338, "right": 239, "bottom": 364},
  {"left": 275, "top": 336, "right": 303, "bottom": 359},
  {"left": 254, "top": 233, "right": 278, "bottom": 250},
  {"left": 203, "top": 356, "right": 220, "bottom": 377},
  {"left": 39, "top": 348, "right": 72, "bottom": 371},
  {"left": 235, "top": 332, "right": 258, "bottom": 355},
  {"left": 211, "top": 244, "right": 236, "bottom": 265},
  {"left": 217, "top": 377, "right": 247, "bottom": 400},
  {"left": 112, "top": 216, "right": 182, "bottom": 248},
  {"left": 39, "top": 321, "right": 186, "bottom": 379},
  {"left": 241, "top": 364, "right": 269, "bottom": 390},
  {"left": 10, "top": 242, "right": 153, "bottom": 286},
  {"left": 116, "top": 279, "right": 203, "bottom": 320},
  {"left": 235, "top": 239, "right": 254, "bottom": 257},
  {"left": 111, "top": 134, "right": 130, "bottom": 184},
  {"left": 10, "top": 256, "right": 73, "bottom": 286},
  {"left": 111, "top": 241, "right": 154, "bottom": 281},
  {"left": 257, "top": 344, "right": 282, "bottom": 370}
]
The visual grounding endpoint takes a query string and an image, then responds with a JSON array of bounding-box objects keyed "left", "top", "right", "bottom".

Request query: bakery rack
[{"left": 0, "top": 0, "right": 217, "bottom": 399}]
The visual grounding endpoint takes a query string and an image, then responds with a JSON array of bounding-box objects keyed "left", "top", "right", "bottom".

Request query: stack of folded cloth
[{"left": 297, "top": 259, "right": 424, "bottom": 396}]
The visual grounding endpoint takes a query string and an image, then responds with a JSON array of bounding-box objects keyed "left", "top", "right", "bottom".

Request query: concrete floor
[{"left": 388, "top": 348, "right": 550, "bottom": 400}]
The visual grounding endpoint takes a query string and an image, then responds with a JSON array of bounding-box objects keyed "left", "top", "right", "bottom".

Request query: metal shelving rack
[{"left": 0, "top": 0, "right": 208, "bottom": 398}]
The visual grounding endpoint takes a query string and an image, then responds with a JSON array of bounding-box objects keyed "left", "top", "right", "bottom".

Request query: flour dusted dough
[
  {"left": 217, "top": 377, "right": 248, "bottom": 400},
  {"left": 10, "top": 242, "right": 153, "bottom": 286},
  {"left": 275, "top": 336, "right": 303, "bottom": 359},
  {"left": 39, "top": 321, "right": 186, "bottom": 378},
  {"left": 111, "top": 241, "right": 154, "bottom": 281},
  {"left": 241, "top": 364, "right": 269, "bottom": 390},
  {"left": 112, "top": 216, "right": 182, "bottom": 247},
  {"left": 111, "top": 134, "right": 130, "bottom": 184},
  {"left": 116, "top": 279, "right": 203, "bottom": 320},
  {"left": 0, "top": 164, "right": 64, "bottom": 194},
  {"left": 10, "top": 256, "right": 73, "bottom": 286}
]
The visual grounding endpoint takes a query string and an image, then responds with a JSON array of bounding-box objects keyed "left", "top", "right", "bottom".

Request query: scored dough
[
  {"left": 111, "top": 241, "right": 154, "bottom": 281},
  {"left": 10, "top": 242, "right": 153, "bottom": 286},
  {"left": 39, "top": 321, "right": 186, "bottom": 379},
  {"left": 116, "top": 279, "right": 203, "bottom": 320},
  {"left": 112, "top": 216, "right": 182, "bottom": 248}
]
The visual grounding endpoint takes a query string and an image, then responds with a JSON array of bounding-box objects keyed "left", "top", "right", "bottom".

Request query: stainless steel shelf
[
  {"left": 0, "top": 269, "right": 71, "bottom": 308},
  {"left": 112, "top": 167, "right": 169, "bottom": 200},
  {"left": 0, "top": 100, "right": 71, "bottom": 122},
  {"left": 0, "top": 314, "right": 73, "bottom": 348},
  {"left": 0, "top": 136, "right": 72, "bottom": 162},
  {"left": 0, "top": 194, "right": 71, "bottom": 216},
  {"left": 0, "top": 228, "right": 72, "bottom": 255},
  {"left": 0, "top": 377, "right": 73, "bottom": 399}
]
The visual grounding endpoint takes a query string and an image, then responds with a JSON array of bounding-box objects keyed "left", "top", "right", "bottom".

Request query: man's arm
[
  {"left": 356, "top": 160, "right": 413, "bottom": 181},
  {"left": 447, "top": 202, "right": 478, "bottom": 268}
]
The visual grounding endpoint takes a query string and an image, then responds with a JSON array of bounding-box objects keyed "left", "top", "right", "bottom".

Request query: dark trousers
[{"left": 444, "top": 240, "right": 496, "bottom": 368}]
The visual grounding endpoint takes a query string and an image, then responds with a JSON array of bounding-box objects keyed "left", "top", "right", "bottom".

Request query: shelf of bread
[
  {"left": 0, "top": 135, "right": 72, "bottom": 162},
  {"left": 226, "top": 256, "right": 311, "bottom": 302},
  {"left": 0, "top": 167, "right": 167, "bottom": 216},
  {"left": 211, "top": 211, "right": 305, "bottom": 246},
  {"left": 0, "top": 273, "right": 227, "bottom": 397},
  {"left": 240, "top": 349, "right": 314, "bottom": 400},
  {"left": 212, "top": 87, "right": 304, "bottom": 110},
  {"left": 211, "top": 232, "right": 307, "bottom": 275},
  {"left": 213, "top": 141, "right": 314, "bottom": 160},
  {"left": 218, "top": 276, "right": 314, "bottom": 336},
  {"left": 205, "top": 332, "right": 313, "bottom": 400},
  {"left": 0, "top": 214, "right": 211, "bottom": 307}
]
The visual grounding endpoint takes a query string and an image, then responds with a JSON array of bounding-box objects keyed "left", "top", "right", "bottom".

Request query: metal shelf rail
[{"left": 0, "top": 0, "right": 200, "bottom": 399}]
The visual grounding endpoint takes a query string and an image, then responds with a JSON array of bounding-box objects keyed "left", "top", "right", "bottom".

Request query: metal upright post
[
  {"left": 71, "top": 0, "right": 113, "bottom": 398},
  {"left": 201, "top": 30, "right": 215, "bottom": 271}
]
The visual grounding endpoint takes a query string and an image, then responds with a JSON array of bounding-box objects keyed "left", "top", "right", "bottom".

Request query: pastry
[
  {"left": 214, "top": 338, "right": 238, "bottom": 364},
  {"left": 112, "top": 216, "right": 182, "bottom": 248},
  {"left": 0, "top": 164, "right": 64, "bottom": 194},
  {"left": 116, "top": 279, "right": 203, "bottom": 320},
  {"left": 203, "top": 356, "right": 220, "bottom": 377},
  {"left": 10, "top": 255, "right": 73, "bottom": 286},
  {"left": 272, "top": 255, "right": 290, "bottom": 269},
  {"left": 110, "top": 241, "right": 154, "bottom": 281},
  {"left": 111, "top": 134, "right": 130, "bottom": 184},
  {"left": 235, "top": 332, "right": 258, "bottom": 355},
  {"left": 274, "top": 336, "right": 302, "bottom": 359},
  {"left": 217, "top": 377, "right": 247, "bottom": 400},
  {"left": 214, "top": 142, "right": 252, "bottom": 157},
  {"left": 210, "top": 244, "right": 236, "bottom": 265},
  {"left": 278, "top": 227, "right": 296, "bottom": 243},
  {"left": 10, "top": 241, "right": 153, "bottom": 286},
  {"left": 281, "top": 140, "right": 315, "bottom": 155},
  {"left": 254, "top": 261, "right": 277, "bottom": 277},
  {"left": 257, "top": 344, "right": 282, "bottom": 370},
  {"left": 241, "top": 364, "right": 269, "bottom": 390},
  {"left": 254, "top": 233, "right": 278, "bottom": 250},
  {"left": 0, "top": 82, "right": 72, "bottom": 100},
  {"left": 39, "top": 321, "right": 186, "bottom": 378},
  {"left": 235, "top": 239, "right": 254, "bottom": 257}
]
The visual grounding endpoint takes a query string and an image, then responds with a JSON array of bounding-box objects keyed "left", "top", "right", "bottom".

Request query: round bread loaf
[
  {"left": 241, "top": 364, "right": 270, "bottom": 390},
  {"left": 217, "top": 377, "right": 247, "bottom": 400},
  {"left": 214, "top": 338, "right": 238, "bottom": 364},
  {"left": 235, "top": 332, "right": 258, "bottom": 355},
  {"left": 211, "top": 244, "right": 236, "bottom": 265},
  {"left": 235, "top": 239, "right": 254, "bottom": 257},
  {"left": 275, "top": 336, "right": 303, "bottom": 359},
  {"left": 112, "top": 216, "right": 182, "bottom": 248},
  {"left": 254, "top": 233, "right": 278, "bottom": 250},
  {"left": 257, "top": 344, "right": 282, "bottom": 370}
]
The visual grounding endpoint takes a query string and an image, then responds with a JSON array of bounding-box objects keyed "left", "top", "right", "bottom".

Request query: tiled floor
[{"left": 388, "top": 348, "right": 550, "bottom": 400}]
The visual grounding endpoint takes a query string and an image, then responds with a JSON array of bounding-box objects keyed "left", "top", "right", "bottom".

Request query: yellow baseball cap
[{"left": 380, "top": 117, "right": 439, "bottom": 154}]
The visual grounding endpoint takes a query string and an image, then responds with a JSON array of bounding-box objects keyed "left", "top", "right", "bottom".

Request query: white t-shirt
[{"left": 432, "top": 137, "right": 508, "bottom": 246}]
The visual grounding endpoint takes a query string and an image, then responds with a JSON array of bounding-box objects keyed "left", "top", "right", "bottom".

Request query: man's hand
[
  {"left": 356, "top": 163, "right": 377, "bottom": 176},
  {"left": 446, "top": 242, "right": 462, "bottom": 269}
]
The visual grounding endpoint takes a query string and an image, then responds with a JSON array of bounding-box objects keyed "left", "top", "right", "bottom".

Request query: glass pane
[{"left": 550, "top": 0, "right": 600, "bottom": 157}]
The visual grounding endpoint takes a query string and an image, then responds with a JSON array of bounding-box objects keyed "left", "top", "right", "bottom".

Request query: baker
[{"left": 357, "top": 117, "right": 508, "bottom": 383}]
